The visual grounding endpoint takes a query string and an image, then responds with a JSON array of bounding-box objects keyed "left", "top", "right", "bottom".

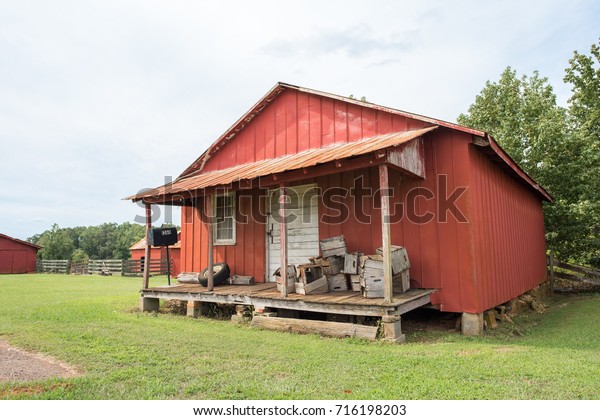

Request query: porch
[{"left": 140, "top": 283, "right": 434, "bottom": 342}]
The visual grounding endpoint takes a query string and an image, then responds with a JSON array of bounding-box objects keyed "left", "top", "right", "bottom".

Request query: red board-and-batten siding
[
  {"left": 180, "top": 89, "right": 548, "bottom": 314},
  {"left": 0, "top": 234, "right": 40, "bottom": 274}
]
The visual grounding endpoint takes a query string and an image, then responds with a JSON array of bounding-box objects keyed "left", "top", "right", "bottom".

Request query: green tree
[
  {"left": 71, "top": 249, "right": 89, "bottom": 263},
  {"left": 563, "top": 38, "right": 600, "bottom": 266},
  {"left": 30, "top": 222, "right": 148, "bottom": 261},
  {"left": 36, "top": 223, "right": 75, "bottom": 260},
  {"left": 113, "top": 222, "right": 146, "bottom": 259},
  {"left": 458, "top": 64, "right": 599, "bottom": 267}
]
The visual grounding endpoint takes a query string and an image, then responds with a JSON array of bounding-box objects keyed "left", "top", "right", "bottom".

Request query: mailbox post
[{"left": 147, "top": 227, "right": 178, "bottom": 285}]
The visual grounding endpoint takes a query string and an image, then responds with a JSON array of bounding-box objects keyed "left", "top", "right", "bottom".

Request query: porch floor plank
[{"left": 142, "top": 282, "right": 434, "bottom": 317}]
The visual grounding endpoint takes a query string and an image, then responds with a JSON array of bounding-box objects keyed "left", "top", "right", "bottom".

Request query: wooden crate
[
  {"left": 362, "top": 277, "right": 384, "bottom": 298},
  {"left": 376, "top": 245, "right": 410, "bottom": 274},
  {"left": 275, "top": 265, "right": 297, "bottom": 294},
  {"left": 295, "top": 264, "right": 328, "bottom": 295},
  {"left": 349, "top": 274, "right": 361, "bottom": 292},
  {"left": 322, "top": 255, "right": 344, "bottom": 275},
  {"left": 363, "top": 258, "right": 384, "bottom": 280},
  {"left": 298, "top": 264, "right": 324, "bottom": 283},
  {"left": 319, "top": 235, "right": 347, "bottom": 258},
  {"left": 393, "top": 270, "right": 410, "bottom": 293},
  {"left": 328, "top": 273, "right": 348, "bottom": 292},
  {"left": 343, "top": 252, "right": 361, "bottom": 274},
  {"left": 295, "top": 276, "right": 329, "bottom": 295}
]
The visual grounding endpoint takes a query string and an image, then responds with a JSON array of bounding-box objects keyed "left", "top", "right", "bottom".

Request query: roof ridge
[{"left": 178, "top": 82, "right": 485, "bottom": 180}]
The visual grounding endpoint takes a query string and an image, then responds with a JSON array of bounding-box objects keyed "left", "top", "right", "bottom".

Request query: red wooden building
[
  {"left": 129, "top": 233, "right": 182, "bottom": 276},
  {"left": 129, "top": 83, "right": 551, "bottom": 337},
  {"left": 0, "top": 233, "right": 41, "bottom": 274}
]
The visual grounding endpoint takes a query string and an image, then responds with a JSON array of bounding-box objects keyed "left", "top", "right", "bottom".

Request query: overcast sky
[{"left": 1, "top": 0, "right": 598, "bottom": 240}]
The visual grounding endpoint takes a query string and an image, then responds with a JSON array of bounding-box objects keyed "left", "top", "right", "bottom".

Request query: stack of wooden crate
[
  {"left": 318, "top": 235, "right": 349, "bottom": 292},
  {"left": 376, "top": 245, "right": 411, "bottom": 294},
  {"left": 356, "top": 246, "right": 411, "bottom": 298},
  {"left": 343, "top": 252, "right": 362, "bottom": 292}
]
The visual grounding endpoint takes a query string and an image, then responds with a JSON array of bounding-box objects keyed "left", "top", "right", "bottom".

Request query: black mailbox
[{"left": 148, "top": 227, "right": 178, "bottom": 247}]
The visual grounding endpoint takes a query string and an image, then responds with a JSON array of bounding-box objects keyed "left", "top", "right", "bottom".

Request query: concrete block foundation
[
  {"left": 382, "top": 315, "right": 406, "bottom": 343},
  {"left": 461, "top": 312, "right": 484, "bottom": 336},
  {"left": 140, "top": 297, "right": 160, "bottom": 312}
]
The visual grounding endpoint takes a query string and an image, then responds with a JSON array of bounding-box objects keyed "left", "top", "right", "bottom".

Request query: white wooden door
[{"left": 266, "top": 184, "right": 319, "bottom": 282}]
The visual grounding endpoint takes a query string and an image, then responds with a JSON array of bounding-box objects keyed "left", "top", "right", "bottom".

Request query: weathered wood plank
[
  {"left": 251, "top": 316, "right": 378, "bottom": 340},
  {"left": 555, "top": 260, "right": 600, "bottom": 278},
  {"left": 225, "top": 275, "right": 256, "bottom": 285},
  {"left": 279, "top": 184, "right": 289, "bottom": 297},
  {"left": 554, "top": 271, "right": 600, "bottom": 285},
  {"left": 379, "top": 163, "right": 393, "bottom": 303}
]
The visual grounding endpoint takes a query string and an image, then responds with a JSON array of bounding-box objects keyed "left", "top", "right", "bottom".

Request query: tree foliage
[
  {"left": 458, "top": 39, "right": 600, "bottom": 267},
  {"left": 35, "top": 223, "right": 75, "bottom": 260},
  {"left": 28, "top": 222, "right": 147, "bottom": 261}
]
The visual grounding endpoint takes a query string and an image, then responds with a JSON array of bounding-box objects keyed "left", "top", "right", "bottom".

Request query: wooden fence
[
  {"left": 122, "top": 259, "right": 171, "bottom": 276},
  {"left": 547, "top": 251, "right": 600, "bottom": 292},
  {"left": 37, "top": 260, "right": 70, "bottom": 274},
  {"left": 88, "top": 259, "right": 124, "bottom": 275},
  {"left": 70, "top": 261, "right": 89, "bottom": 275},
  {"left": 37, "top": 258, "right": 171, "bottom": 276}
]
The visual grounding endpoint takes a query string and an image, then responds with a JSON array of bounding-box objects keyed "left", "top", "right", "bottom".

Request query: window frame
[{"left": 212, "top": 191, "right": 236, "bottom": 246}]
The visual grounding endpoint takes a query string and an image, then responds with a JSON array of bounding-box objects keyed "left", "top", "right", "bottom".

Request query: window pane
[{"left": 215, "top": 195, "right": 234, "bottom": 242}]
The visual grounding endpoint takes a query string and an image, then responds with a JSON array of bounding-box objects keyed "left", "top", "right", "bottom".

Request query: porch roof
[{"left": 126, "top": 126, "right": 436, "bottom": 202}]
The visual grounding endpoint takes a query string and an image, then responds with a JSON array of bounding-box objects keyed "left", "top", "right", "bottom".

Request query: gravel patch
[{"left": 0, "top": 340, "right": 79, "bottom": 382}]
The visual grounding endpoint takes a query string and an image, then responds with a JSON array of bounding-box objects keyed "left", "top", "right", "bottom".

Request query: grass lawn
[{"left": 0, "top": 274, "right": 599, "bottom": 399}]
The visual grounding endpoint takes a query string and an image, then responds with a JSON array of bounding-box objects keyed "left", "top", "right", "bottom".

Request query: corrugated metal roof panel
[{"left": 127, "top": 126, "right": 436, "bottom": 201}]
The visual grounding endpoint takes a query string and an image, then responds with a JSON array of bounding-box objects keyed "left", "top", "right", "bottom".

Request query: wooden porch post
[
  {"left": 143, "top": 202, "right": 151, "bottom": 289},
  {"left": 279, "top": 183, "right": 289, "bottom": 297},
  {"left": 205, "top": 194, "right": 214, "bottom": 291},
  {"left": 379, "top": 164, "right": 393, "bottom": 303}
]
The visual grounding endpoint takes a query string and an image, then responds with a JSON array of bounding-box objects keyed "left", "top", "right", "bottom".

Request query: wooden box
[
  {"left": 362, "top": 277, "right": 384, "bottom": 298},
  {"left": 295, "top": 276, "right": 329, "bottom": 295},
  {"left": 298, "top": 264, "right": 324, "bottom": 283},
  {"left": 319, "top": 235, "right": 347, "bottom": 258},
  {"left": 376, "top": 245, "right": 410, "bottom": 274},
  {"left": 295, "top": 264, "right": 329, "bottom": 295},
  {"left": 328, "top": 273, "right": 348, "bottom": 292},
  {"left": 393, "top": 270, "right": 410, "bottom": 293},
  {"left": 275, "top": 265, "right": 297, "bottom": 294},
  {"left": 322, "top": 256, "right": 344, "bottom": 275},
  {"left": 343, "top": 252, "right": 360, "bottom": 274},
  {"left": 362, "top": 258, "right": 384, "bottom": 280},
  {"left": 349, "top": 274, "right": 361, "bottom": 292}
]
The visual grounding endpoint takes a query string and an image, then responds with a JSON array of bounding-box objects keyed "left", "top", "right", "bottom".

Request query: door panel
[{"left": 266, "top": 184, "right": 319, "bottom": 282}]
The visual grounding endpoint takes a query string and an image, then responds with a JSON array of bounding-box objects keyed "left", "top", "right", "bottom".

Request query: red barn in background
[
  {"left": 0, "top": 233, "right": 41, "bottom": 274},
  {"left": 129, "top": 82, "right": 551, "bottom": 336},
  {"left": 129, "top": 232, "right": 181, "bottom": 276}
]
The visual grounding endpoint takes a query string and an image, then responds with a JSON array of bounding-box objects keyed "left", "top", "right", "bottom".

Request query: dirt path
[{"left": 0, "top": 340, "right": 79, "bottom": 382}]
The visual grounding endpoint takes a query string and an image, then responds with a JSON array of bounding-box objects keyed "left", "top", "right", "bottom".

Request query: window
[{"left": 214, "top": 193, "right": 236, "bottom": 245}]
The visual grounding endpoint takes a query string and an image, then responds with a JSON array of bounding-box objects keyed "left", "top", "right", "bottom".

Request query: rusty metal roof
[{"left": 127, "top": 126, "right": 436, "bottom": 202}]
